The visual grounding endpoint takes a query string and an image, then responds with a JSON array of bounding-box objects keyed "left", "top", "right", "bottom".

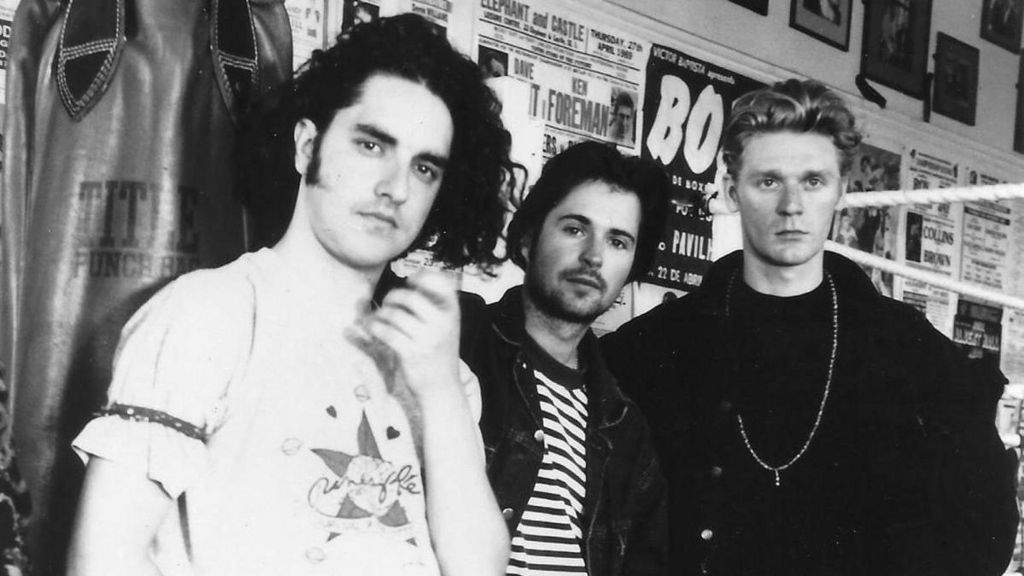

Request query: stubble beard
[{"left": 525, "top": 265, "right": 607, "bottom": 325}]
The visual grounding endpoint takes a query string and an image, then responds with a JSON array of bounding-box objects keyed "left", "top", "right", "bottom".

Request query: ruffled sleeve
[{"left": 72, "top": 268, "right": 255, "bottom": 498}]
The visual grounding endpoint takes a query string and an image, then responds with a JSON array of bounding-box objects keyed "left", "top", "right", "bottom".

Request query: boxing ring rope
[
  {"left": 824, "top": 241, "right": 1024, "bottom": 311},
  {"left": 837, "top": 182, "right": 1024, "bottom": 210},
  {"left": 708, "top": 182, "right": 1024, "bottom": 310}
]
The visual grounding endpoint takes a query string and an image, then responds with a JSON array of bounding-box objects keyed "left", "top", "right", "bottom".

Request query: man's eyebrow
[
  {"left": 749, "top": 168, "right": 833, "bottom": 179},
  {"left": 558, "top": 213, "right": 636, "bottom": 243},
  {"left": 353, "top": 123, "right": 397, "bottom": 147},
  {"left": 803, "top": 169, "right": 832, "bottom": 179},
  {"left": 354, "top": 123, "right": 449, "bottom": 168},
  {"left": 610, "top": 228, "right": 637, "bottom": 243},
  {"left": 557, "top": 213, "right": 592, "bottom": 227},
  {"left": 416, "top": 151, "right": 449, "bottom": 169}
]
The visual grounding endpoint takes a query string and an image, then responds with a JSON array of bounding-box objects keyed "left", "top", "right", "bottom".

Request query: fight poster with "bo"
[{"left": 640, "top": 43, "right": 763, "bottom": 291}]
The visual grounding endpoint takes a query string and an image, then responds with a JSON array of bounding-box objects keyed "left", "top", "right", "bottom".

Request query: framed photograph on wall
[
  {"left": 791, "top": 0, "right": 853, "bottom": 50},
  {"left": 981, "top": 0, "right": 1023, "bottom": 53},
  {"left": 728, "top": 0, "right": 769, "bottom": 15},
  {"left": 861, "top": 0, "right": 933, "bottom": 98},
  {"left": 1015, "top": 55, "right": 1024, "bottom": 153},
  {"left": 932, "top": 33, "right": 979, "bottom": 125}
]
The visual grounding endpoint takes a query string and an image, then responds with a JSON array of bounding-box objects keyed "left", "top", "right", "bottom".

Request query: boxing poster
[
  {"left": 830, "top": 143, "right": 901, "bottom": 297},
  {"left": 1002, "top": 308, "right": 1024, "bottom": 386},
  {"left": 895, "top": 149, "right": 964, "bottom": 336},
  {"left": 1001, "top": 197, "right": 1024, "bottom": 385},
  {"left": 286, "top": 0, "right": 331, "bottom": 69},
  {"left": 472, "top": 0, "right": 649, "bottom": 157},
  {"left": 952, "top": 297, "right": 1003, "bottom": 365},
  {"left": 0, "top": 2, "right": 11, "bottom": 106},
  {"left": 640, "top": 43, "right": 764, "bottom": 291},
  {"left": 960, "top": 169, "right": 1011, "bottom": 293}
]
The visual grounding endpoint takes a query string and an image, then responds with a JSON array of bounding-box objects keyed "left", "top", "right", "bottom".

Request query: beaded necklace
[{"left": 725, "top": 271, "right": 838, "bottom": 487}]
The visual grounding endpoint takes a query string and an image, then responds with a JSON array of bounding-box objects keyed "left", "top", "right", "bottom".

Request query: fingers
[
  {"left": 402, "top": 270, "right": 458, "bottom": 310},
  {"left": 364, "top": 270, "right": 459, "bottom": 352},
  {"left": 363, "top": 307, "right": 418, "bottom": 348}
]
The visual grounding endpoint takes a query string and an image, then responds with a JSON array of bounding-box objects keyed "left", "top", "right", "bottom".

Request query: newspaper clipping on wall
[
  {"left": 896, "top": 148, "right": 963, "bottom": 336},
  {"left": 0, "top": 1, "right": 11, "bottom": 107},
  {"left": 473, "top": 0, "right": 649, "bottom": 158},
  {"left": 960, "top": 169, "right": 1011, "bottom": 293},
  {"left": 830, "top": 143, "right": 901, "bottom": 297},
  {"left": 1002, "top": 198, "right": 1024, "bottom": 386},
  {"left": 1003, "top": 309, "right": 1024, "bottom": 386},
  {"left": 286, "top": 0, "right": 330, "bottom": 69},
  {"left": 952, "top": 297, "right": 1003, "bottom": 364}
]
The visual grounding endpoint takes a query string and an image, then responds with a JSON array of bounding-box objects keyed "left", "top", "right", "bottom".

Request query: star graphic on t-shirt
[{"left": 311, "top": 411, "right": 417, "bottom": 543}]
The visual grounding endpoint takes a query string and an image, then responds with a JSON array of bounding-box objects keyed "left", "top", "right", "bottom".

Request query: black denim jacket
[{"left": 460, "top": 287, "right": 668, "bottom": 576}]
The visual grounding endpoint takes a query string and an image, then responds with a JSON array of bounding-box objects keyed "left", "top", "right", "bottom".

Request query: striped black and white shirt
[{"left": 508, "top": 337, "right": 589, "bottom": 575}]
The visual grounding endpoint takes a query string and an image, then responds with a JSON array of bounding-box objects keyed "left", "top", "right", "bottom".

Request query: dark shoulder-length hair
[{"left": 236, "top": 13, "right": 515, "bottom": 270}]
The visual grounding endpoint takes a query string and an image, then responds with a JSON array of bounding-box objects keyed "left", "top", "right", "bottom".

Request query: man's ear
[
  {"left": 294, "top": 118, "right": 318, "bottom": 177},
  {"left": 723, "top": 172, "right": 740, "bottom": 212},
  {"left": 518, "top": 233, "right": 532, "bottom": 267}
]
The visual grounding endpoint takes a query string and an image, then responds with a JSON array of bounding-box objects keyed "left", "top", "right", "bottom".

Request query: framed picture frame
[
  {"left": 728, "top": 0, "right": 769, "bottom": 16},
  {"left": 981, "top": 0, "right": 1023, "bottom": 54},
  {"left": 790, "top": 0, "right": 853, "bottom": 51},
  {"left": 1015, "top": 55, "right": 1024, "bottom": 153},
  {"left": 861, "top": 0, "right": 933, "bottom": 98},
  {"left": 932, "top": 33, "right": 979, "bottom": 126}
]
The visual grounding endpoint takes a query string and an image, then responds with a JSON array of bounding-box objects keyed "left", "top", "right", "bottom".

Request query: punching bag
[{"left": 1, "top": 0, "right": 292, "bottom": 572}]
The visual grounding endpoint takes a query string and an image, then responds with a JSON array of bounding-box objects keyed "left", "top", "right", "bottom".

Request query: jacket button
[
  {"left": 719, "top": 400, "right": 733, "bottom": 413},
  {"left": 710, "top": 466, "right": 723, "bottom": 478},
  {"left": 534, "top": 430, "right": 545, "bottom": 443},
  {"left": 502, "top": 507, "right": 514, "bottom": 520},
  {"left": 700, "top": 529, "right": 714, "bottom": 541}
]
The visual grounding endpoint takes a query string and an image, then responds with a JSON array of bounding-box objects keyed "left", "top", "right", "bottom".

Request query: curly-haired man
[{"left": 68, "top": 14, "right": 515, "bottom": 576}]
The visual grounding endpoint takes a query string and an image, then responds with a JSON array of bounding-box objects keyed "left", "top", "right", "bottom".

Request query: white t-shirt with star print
[{"left": 73, "top": 248, "right": 483, "bottom": 576}]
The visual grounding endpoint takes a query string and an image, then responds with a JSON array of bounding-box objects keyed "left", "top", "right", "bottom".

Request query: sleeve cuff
[{"left": 72, "top": 416, "right": 210, "bottom": 498}]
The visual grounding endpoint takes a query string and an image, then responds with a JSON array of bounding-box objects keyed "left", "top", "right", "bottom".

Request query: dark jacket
[
  {"left": 461, "top": 287, "right": 669, "bottom": 576},
  {"left": 602, "top": 251, "right": 1019, "bottom": 576}
]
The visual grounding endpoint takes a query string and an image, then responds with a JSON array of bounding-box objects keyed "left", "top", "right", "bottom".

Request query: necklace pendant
[{"left": 773, "top": 470, "right": 781, "bottom": 487}]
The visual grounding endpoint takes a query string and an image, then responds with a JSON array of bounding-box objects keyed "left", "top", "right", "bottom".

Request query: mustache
[{"left": 561, "top": 267, "right": 607, "bottom": 291}]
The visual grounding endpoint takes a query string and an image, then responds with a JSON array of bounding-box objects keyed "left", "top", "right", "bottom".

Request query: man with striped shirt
[{"left": 460, "top": 142, "right": 669, "bottom": 576}]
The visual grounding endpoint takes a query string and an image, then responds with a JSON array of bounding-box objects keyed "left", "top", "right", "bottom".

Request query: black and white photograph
[
  {"left": 728, "top": 0, "right": 770, "bottom": 16},
  {"left": 982, "top": 0, "right": 1024, "bottom": 53},
  {"left": 790, "top": 0, "right": 853, "bottom": 50},
  {"left": 861, "top": 0, "right": 933, "bottom": 97},
  {"left": 932, "top": 32, "right": 979, "bottom": 126},
  {"left": 0, "top": 0, "right": 1021, "bottom": 575}
]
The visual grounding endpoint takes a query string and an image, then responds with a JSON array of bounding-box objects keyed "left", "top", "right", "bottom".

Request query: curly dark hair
[
  {"left": 236, "top": 13, "right": 514, "bottom": 270},
  {"left": 506, "top": 141, "right": 669, "bottom": 282},
  {"left": 721, "top": 78, "right": 862, "bottom": 178}
]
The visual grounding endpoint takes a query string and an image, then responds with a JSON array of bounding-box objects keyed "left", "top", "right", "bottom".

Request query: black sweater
[{"left": 602, "top": 250, "right": 1018, "bottom": 576}]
